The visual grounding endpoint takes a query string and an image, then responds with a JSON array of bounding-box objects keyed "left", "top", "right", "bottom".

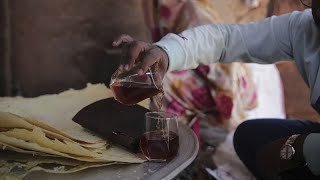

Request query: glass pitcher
[{"left": 110, "top": 67, "right": 163, "bottom": 105}]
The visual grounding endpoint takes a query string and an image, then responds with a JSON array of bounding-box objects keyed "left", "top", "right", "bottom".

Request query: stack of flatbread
[{"left": 0, "top": 84, "right": 147, "bottom": 179}]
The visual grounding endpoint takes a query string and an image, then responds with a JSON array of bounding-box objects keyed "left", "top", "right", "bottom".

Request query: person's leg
[{"left": 233, "top": 119, "right": 320, "bottom": 178}]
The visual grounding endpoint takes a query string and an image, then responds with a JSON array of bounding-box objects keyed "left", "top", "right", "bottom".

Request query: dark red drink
[
  {"left": 111, "top": 82, "right": 162, "bottom": 105},
  {"left": 139, "top": 130, "right": 179, "bottom": 161}
]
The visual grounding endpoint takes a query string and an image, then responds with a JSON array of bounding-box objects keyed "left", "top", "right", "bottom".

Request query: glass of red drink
[
  {"left": 110, "top": 68, "right": 163, "bottom": 105},
  {"left": 140, "top": 112, "right": 179, "bottom": 162}
]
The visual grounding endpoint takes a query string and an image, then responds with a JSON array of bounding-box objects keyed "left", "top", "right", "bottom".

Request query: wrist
[
  {"left": 154, "top": 35, "right": 186, "bottom": 72},
  {"left": 292, "top": 134, "right": 308, "bottom": 164},
  {"left": 154, "top": 45, "right": 169, "bottom": 74},
  {"left": 280, "top": 134, "right": 308, "bottom": 164},
  {"left": 161, "top": 49, "right": 169, "bottom": 73}
]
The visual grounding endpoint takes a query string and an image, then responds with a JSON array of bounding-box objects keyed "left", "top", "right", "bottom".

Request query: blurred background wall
[
  {"left": 0, "top": 0, "right": 318, "bottom": 121},
  {"left": 0, "top": 0, "right": 150, "bottom": 97},
  {"left": 0, "top": 0, "right": 11, "bottom": 96}
]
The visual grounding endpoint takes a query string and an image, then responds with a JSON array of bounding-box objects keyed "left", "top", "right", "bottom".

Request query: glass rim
[
  {"left": 145, "top": 111, "right": 177, "bottom": 120},
  {"left": 110, "top": 67, "right": 162, "bottom": 88}
]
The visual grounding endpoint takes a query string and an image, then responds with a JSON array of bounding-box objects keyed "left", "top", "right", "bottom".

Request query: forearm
[
  {"left": 155, "top": 12, "right": 297, "bottom": 72},
  {"left": 154, "top": 24, "right": 225, "bottom": 71}
]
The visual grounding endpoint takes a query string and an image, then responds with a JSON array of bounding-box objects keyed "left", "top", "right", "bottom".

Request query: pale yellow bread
[
  {"left": 0, "top": 111, "right": 106, "bottom": 149},
  {"left": 0, "top": 84, "right": 150, "bottom": 144},
  {"left": 0, "top": 134, "right": 144, "bottom": 163},
  {"left": 0, "top": 84, "right": 111, "bottom": 144},
  {"left": 1, "top": 128, "right": 101, "bottom": 157}
]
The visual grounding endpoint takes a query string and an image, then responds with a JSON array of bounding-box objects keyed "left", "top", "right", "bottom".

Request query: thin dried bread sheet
[
  {"left": 0, "top": 134, "right": 144, "bottom": 163},
  {"left": 0, "top": 111, "right": 106, "bottom": 149},
  {"left": 1, "top": 128, "right": 101, "bottom": 157},
  {"left": 0, "top": 134, "right": 84, "bottom": 160},
  {"left": 0, "top": 143, "right": 57, "bottom": 157},
  {"left": 0, "top": 84, "right": 112, "bottom": 144},
  {"left": 0, "top": 151, "right": 116, "bottom": 180}
]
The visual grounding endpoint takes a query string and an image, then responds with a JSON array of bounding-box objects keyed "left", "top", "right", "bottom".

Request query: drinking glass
[{"left": 139, "top": 112, "right": 179, "bottom": 162}]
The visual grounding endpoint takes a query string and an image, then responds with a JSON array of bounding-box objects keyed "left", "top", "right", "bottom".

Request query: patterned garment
[
  {"left": 162, "top": 63, "right": 257, "bottom": 131},
  {"left": 143, "top": 0, "right": 220, "bottom": 41},
  {"left": 143, "top": 0, "right": 257, "bottom": 134}
]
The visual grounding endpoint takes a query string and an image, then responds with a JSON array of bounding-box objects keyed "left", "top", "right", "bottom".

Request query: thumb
[{"left": 112, "top": 34, "right": 134, "bottom": 47}]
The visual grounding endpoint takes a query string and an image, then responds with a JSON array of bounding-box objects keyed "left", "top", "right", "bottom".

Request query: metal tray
[{"left": 25, "top": 123, "right": 199, "bottom": 180}]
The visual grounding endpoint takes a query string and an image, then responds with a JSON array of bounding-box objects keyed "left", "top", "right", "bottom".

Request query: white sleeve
[{"left": 155, "top": 12, "right": 298, "bottom": 72}]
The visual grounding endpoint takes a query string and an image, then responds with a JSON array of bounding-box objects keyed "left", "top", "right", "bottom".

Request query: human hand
[{"left": 112, "top": 34, "right": 169, "bottom": 76}]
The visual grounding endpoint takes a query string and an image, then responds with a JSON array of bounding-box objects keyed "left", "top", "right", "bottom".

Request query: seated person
[{"left": 113, "top": 0, "right": 320, "bottom": 178}]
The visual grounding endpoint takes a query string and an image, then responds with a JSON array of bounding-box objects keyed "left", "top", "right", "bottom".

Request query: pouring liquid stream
[{"left": 153, "top": 92, "right": 171, "bottom": 153}]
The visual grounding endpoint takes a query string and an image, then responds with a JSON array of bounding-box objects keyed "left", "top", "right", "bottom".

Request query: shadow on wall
[{"left": 0, "top": 0, "right": 150, "bottom": 97}]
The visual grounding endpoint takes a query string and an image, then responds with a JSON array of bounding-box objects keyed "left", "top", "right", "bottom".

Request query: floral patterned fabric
[
  {"left": 143, "top": 0, "right": 220, "bottom": 41},
  {"left": 163, "top": 63, "right": 257, "bottom": 131},
  {"left": 143, "top": 0, "right": 257, "bottom": 133}
]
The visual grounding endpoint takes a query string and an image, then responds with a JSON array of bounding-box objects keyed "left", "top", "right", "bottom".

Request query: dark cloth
[{"left": 233, "top": 119, "right": 320, "bottom": 179}]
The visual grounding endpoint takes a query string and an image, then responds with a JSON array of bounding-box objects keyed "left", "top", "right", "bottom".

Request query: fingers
[
  {"left": 123, "top": 41, "right": 145, "bottom": 71},
  {"left": 113, "top": 35, "right": 164, "bottom": 75},
  {"left": 120, "top": 41, "right": 152, "bottom": 71},
  {"left": 138, "top": 47, "right": 162, "bottom": 75},
  {"left": 112, "top": 34, "right": 134, "bottom": 47}
]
